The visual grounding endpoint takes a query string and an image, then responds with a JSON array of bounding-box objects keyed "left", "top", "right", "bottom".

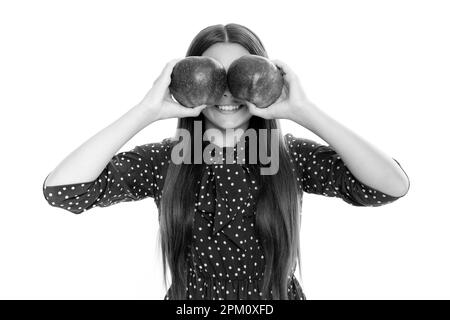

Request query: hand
[
  {"left": 137, "top": 58, "right": 208, "bottom": 122},
  {"left": 244, "top": 59, "right": 317, "bottom": 126}
]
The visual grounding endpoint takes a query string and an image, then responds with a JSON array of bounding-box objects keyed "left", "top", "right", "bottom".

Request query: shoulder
[
  {"left": 284, "top": 133, "right": 321, "bottom": 154},
  {"left": 135, "top": 137, "right": 177, "bottom": 159}
]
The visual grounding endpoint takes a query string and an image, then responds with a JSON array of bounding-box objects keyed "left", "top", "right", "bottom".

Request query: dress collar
[{"left": 201, "top": 133, "right": 251, "bottom": 166}]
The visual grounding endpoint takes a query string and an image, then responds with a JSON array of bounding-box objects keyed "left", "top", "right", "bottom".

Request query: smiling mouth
[{"left": 214, "top": 104, "right": 245, "bottom": 113}]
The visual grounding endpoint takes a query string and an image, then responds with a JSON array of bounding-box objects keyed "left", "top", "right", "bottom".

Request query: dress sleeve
[
  {"left": 284, "top": 133, "right": 409, "bottom": 207},
  {"left": 42, "top": 138, "right": 173, "bottom": 214}
]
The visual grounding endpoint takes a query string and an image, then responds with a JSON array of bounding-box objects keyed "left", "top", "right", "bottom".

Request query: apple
[
  {"left": 227, "top": 55, "right": 284, "bottom": 108},
  {"left": 169, "top": 56, "right": 227, "bottom": 108}
]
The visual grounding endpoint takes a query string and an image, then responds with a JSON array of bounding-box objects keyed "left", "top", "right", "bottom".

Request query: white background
[{"left": 0, "top": 0, "right": 448, "bottom": 300}]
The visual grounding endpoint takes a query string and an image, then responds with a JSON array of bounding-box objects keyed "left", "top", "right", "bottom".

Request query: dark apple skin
[
  {"left": 169, "top": 56, "right": 227, "bottom": 108},
  {"left": 227, "top": 55, "right": 284, "bottom": 108}
]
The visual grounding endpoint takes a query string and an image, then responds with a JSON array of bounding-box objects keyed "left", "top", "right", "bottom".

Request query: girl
[{"left": 42, "top": 23, "right": 410, "bottom": 300}]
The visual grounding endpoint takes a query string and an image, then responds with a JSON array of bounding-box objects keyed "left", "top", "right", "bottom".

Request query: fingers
[
  {"left": 271, "top": 59, "right": 292, "bottom": 73},
  {"left": 178, "top": 104, "right": 209, "bottom": 117},
  {"left": 153, "top": 57, "right": 184, "bottom": 88},
  {"left": 245, "top": 101, "right": 273, "bottom": 119},
  {"left": 191, "top": 104, "right": 209, "bottom": 115},
  {"left": 272, "top": 59, "right": 308, "bottom": 101},
  {"left": 272, "top": 59, "right": 299, "bottom": 85},
  {"left": 283, "top": 79, "right": 292, "bottom": 99}
]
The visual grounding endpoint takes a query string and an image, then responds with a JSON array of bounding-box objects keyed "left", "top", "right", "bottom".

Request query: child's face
[{"left": 201, "top": 42, "right": 253, "bottom": 130}]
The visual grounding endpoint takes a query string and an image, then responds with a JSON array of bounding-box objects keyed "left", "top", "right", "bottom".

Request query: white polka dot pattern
[
  {"left": 181, "top": 143, "right": 295, "bottom": 300},
  {"left": 42, "top": 138, "right": 172, "bottom": 214},
  {"left": 284, "top": 133, "right": 408, "bottom": 207},
  {"left": 42, "top": 133, "right": 408, "bottom": 300}
]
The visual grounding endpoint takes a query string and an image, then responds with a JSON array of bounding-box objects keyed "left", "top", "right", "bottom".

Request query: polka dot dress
[{"left": 42, "top": 133, "right": 409, "bottom": 300}]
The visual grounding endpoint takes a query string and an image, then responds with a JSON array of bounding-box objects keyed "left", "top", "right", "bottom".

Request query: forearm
[
  {"left": 44, "top": 103, "right": 156, "bottom": 187},
  {"left": 292, "top": 104, "right": 410, "bottom": 197}
]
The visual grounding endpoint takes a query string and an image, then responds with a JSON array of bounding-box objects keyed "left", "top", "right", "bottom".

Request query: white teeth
[{"left": 216, "top": 105, "right": 241, "bottom": 111}]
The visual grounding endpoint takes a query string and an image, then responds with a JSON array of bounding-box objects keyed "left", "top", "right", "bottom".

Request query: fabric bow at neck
[{"left": 197, "top": 145, "right": 256, "bottom": 248}]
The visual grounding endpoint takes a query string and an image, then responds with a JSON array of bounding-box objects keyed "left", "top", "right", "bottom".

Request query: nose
[
  {"left": 223, "top": 87, "right": 230, "bottom": 98},
  {"left": 219, "top": 86, "right": 243, "bottom": 105}
]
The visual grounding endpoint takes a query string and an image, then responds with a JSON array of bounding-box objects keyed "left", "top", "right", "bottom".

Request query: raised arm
[
  {"left": 289, "top": 104, "right": 410, "bottom": 198},
  {"left": 44, "top": 58, "right": 205, "bottom": 187},
  {"left": 245, "top": 59, "right": 410, "bottom": 199},
  {"left": 285, "top": 133, "right": 407, "bottom": 206},
  {"left": 43, "top": 59, "right": 207, "bottom": 213}
]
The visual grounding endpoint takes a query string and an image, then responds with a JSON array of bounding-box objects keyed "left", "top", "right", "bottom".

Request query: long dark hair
[{"left": 159, "top": 23, "right": 302, "bottom": 299}]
